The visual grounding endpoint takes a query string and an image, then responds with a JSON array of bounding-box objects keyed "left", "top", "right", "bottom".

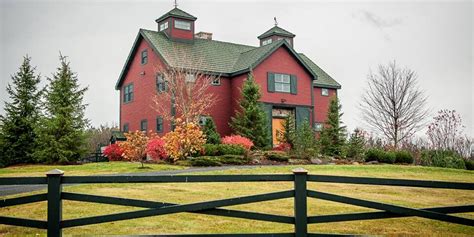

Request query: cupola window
[
  {"left": 175, "top": 20, "right": 191, "bottom": 30},
  {"left": 262, "top": 38, "right": 272, "bottom": 46},
  {"left": 159, "top": 21, "right": 168, "bottom": 31}
]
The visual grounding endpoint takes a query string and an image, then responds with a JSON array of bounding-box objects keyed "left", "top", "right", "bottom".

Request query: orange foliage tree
[
  {"left": 163, "top": 119, "right": 206, "bottom": 161},
  {"left": 119, "top": 131, "right": 160, "bottom": 167}
]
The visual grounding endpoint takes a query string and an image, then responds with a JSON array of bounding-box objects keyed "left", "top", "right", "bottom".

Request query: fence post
[
  {"left": 293, "top": 168, "right": 308, "bottom": 237},
  {"left": 47, "top": 169, "right": 64, "bottom": 237}
]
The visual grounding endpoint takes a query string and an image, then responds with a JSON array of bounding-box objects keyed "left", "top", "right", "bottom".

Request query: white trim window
[
  {"left": 321, "top": 88, "right": 329, "bottom": 96},
  {"left": 159, "top": 21, "right": 169, "bottom": 31},
  {"left": 211, "top": 78, "right": 221, "bottom": 86},
  {"left": 175, "top": 20, "right": 191, "bottom": 30},
  {"left": 274, "top": 73, "right": 291, "bottom": 93},
  {"left": 262, "top": 38, "right": 272, "bottom": 46}
]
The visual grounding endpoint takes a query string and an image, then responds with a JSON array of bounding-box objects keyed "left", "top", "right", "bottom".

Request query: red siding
[
  {"left": 313, "top": 87, "right": 337, "bottom": 123},
  {"left": 206, "top": 77, "right": 233, "bottom": 136},
  {"left": 120, "top": 38, "right": 171, "bottom": 135},
  {"left": 169, "top": 17, "right": 194, "bottom": 40}
]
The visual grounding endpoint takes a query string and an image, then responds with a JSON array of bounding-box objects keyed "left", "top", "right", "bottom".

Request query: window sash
[
  {"left": 156, "top": 75, "right": 166, "bottom": 92},
  {"left": 141, "top": 120, "right": 148, "bottom": 131},
  {"left": 156, "top": 117, "right": 163, "bottom": 132},
  {"left": 124, "top": 84, "right": 133, "bottom": 102},
  {"left": 274, "top": 73, "right": 291, "bottom": 93},
  {"left": 321, "top": 88, "right": 329, "bottom": 96},
  {"left": 141, "top": 50, "right": 148, "bottom": 64},
  {"left": 175, "top": 20, "right": 191, "bottom": 30},
  {"left": 262, "top": 38, "right": 272, "bottom": 46},
  {"left": 159, "top": 21, "right": 168, "bottom": 31}
]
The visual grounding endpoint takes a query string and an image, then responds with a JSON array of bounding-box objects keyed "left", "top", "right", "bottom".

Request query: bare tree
[
  {"left": 427, "top": 109, "right": 473, "bottom": 158},
  {"left": 360, "top": 61, "right": 428, "bottom": 148},
  {"left": 152, "top": 50, "right": 220, "bottom": 124}
]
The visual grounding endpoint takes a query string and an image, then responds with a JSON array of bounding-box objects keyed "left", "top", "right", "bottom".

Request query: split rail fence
[{"left": 0, "top": 168, "right": 473, "bottom": 237}]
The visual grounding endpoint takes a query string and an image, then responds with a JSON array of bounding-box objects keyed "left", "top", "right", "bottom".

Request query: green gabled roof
[
  {"left": 299, "top": 53, "right": 341, "bottom": 89},
  {"left": 258, "top": 26, "right": 295, "bottom": 39},
  {"left": 116, "top": 29, "right": 340, "bottom": 89},
  {"left": 155, "top": 7, "right": 197, "bottom": 23}
]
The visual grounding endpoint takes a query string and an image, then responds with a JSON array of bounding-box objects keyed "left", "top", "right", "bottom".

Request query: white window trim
[
  {"left": 262, "top": 38, "right": 272, "bottom": 46},
  {"left": 274, "top": 73, "right": 291, "bottom": 93},
  {"left": 174, "top": 19, "right": 191, "bottom": 30},
  {"left": 211, "top": 78, "right": 221, "bottom": 86},
  {"left": 159, "top": 21, "right": 169, "bottom": 31}
]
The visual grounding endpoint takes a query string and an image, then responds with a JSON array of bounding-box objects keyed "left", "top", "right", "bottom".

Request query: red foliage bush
[
  {"left": 103, "top": 143, "right": 124, "bottom": 161},
  {"left": 222, "top": 135, "right": 254, "bottom": 150},
  {"left": 146, "top": 137, "right": 168, "bottom": 160},
  {"left": 273, "top": 142, "right": 291, "bottom": 152}
]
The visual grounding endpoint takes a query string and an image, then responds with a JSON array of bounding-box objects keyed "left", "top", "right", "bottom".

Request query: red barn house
[{"left": 116, "top": 7, "right": 341, "bottom": 146}]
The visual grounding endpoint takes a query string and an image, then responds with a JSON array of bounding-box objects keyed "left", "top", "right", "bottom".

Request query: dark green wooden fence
[{"left": 1, "top": 168, "right": 473, "bottom": 237}]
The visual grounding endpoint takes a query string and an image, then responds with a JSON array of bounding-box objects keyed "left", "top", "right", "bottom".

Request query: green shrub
[
  {"left": 365, "top": 148, "right": 385, "bottom": 162},
  {"left": 420, "top": 150, "right": 466, "bottom": 169},
  {"left": 202, "top": 144, "right": 246, "bottom": 156},
  {"left": 265, "top": 151, "right": 289, "bottom": 162},
  {"left": 203, "top": 118, "right": 221, "bottom": 144},
  {"left": 218, "top": 155, "right": 249, "bottom": 165},
  {"left": 394, "top": 150, "right": 414, "bottom": 164},
  {"left": 464, "top": 159, "right": 474, "bottom": 170},
  {"left": 292, "top": 120, "right": 318, "bottom": 159},
  {"left": 189, "top": 157, "right": 222, "bottom": 167},
  {"left": 380, "top": 151, "right": 396, "bottom": 164}
]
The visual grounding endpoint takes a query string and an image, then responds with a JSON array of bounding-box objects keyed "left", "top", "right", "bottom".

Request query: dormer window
[
  {"left": 262, "top": 38, "right": 272, "bottom": 46},
  {"left": 175, "top": 20, "right": 191, "bottom": 30},
  {"left": 159, "top": 21, "right": 168, "bottom": 31}
]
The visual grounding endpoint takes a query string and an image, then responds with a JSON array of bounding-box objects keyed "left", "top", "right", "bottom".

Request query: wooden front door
[{"left": 272, "top": 117, "right": 286, "bottom": 146}]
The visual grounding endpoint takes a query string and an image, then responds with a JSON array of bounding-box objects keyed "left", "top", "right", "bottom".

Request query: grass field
[{"left": 0, "top": 164, "right": 473, "bottom": 236}]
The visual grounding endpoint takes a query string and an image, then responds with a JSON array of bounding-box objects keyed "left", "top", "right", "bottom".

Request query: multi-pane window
[
  {"left": 140, "top": 119, "right": 148, "bottom": 132},
  {"left": 156, "top": 116, "right": 163, "bottom": 133},
  {"left": 274, "top": 73, "right": 291, "bottom": 93},
  {"left": 211, "top": 78, "right": 221, "bottom": 86},
  {"left": 123, "top": 123, "right": 129, "bottom": 132},
  {"left": 123, "top": 84, "right": 133, "bottom": 103},
  {"left": 175, "top": 20, "right": 191, "bottom": 30},
  {"left": 156, "top": 74, "right": 166, "bottom": 92},
  {"left": 141, "top": 49, "right": 148, "bottom": 64},
  {"left": 262, "top": 38, "right": 272, "bottom": 46},
  {"left": 321, "top": 88, "right": 329, "bottom": 96},
  {"left": 159, "top": 21, "right": 168, "bottom": 31}
]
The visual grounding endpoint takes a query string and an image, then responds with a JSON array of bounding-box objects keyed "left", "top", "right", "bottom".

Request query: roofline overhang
[
  {"left": 257, "top": 32, "right": 296, "bottom": 39},
  {"left": 313, "top": 83, "right": 342, "bottom": 89}
]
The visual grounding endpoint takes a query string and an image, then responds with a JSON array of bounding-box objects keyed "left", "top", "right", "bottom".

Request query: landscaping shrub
[
  {"left": 163, "top": 119, "right": 206, "bottom": 161},
  {"left": 394, "top": 150, "right": 414, "bottom": 164},
  {"left": 146, "top": 137, "right": 167, "bottom": 160},
  {"left": 273, "top": 143, "right": 291, "bottom": 152},
  {"left": 265, "top": 151, "right": 289, "bottom": 162},
  {"left": 189, "top": 157, "right": 222, "bottom": 167},
  {"left": 380, "top": 151, "right": 396, "bottom": 164},
  {"left": 119, "top": 131, "right": 149, "bottom": 163},
  {"left": 103, "top": 144, "right": 124, "bottom": 161},
  {"left": 203, "top": 118, "right": 221, "bottom": 144},
  {"left": 464, "top": 159, "right": 474, "bottom": 170},
  {"left": 202, "top": 144, "right": 246, "bottom": 156},
  {"left": 292, "top": 120, "right": 318, "bottom": 159},
  {"left": 344, "top": 129, "right": 366, "bottom": 161},
  {"left": 218, "top": 155, "right": 249, "bottom": 165},
  {"left": 420, "top": 150, "right": 466, "bottom": 169},
  {"left": 222, "top": 135, "right": 254, "bottom": 150},
  {"left": 365, "top": 148, "right": 385, "bottom": 162}
]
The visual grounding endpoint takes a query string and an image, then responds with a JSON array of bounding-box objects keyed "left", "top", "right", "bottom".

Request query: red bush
[
  {"left": 103, "top": 144, "right": 124, "bottom": 161},
  {"left": 146, "top": 137, "right": 168, "bottom": 161},
  {"left": 273, "top": 142, "right": 291, "bottom": 152},
  {"left": 222, "top": 135, "right": 254, "bottom": 150}
]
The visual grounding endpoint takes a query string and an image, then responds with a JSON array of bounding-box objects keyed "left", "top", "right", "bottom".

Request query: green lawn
[
  {"left": 0, "top": 162, "right": 185, "bottom": 177},
  {"left": 0, "top": 164, "right": 473, "bottom": 236}
]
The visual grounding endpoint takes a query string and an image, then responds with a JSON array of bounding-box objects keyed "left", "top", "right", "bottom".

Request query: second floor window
[
  {"left": 156, "top": 74, "right": 167, "bottom": 92},
  {"left": 156, "top": 116, "right": 163, "bottom": 133},
  {"left": 274, "top": 73, "right": 291, "bottom": 93},
  {"left": 141, "top": 49, "right": 148, "bottom": 65},
  {"left": 175, "top": 20, "right": 191, "bottom": 30},
  {"left": 140, "top": 119, "right": 148, "bottom": 132},
  {"left": 321, "top": 88, "right": 329, "bottom": 96},
  {"left": 123, "top": 123, "right": 129, "bottom": 132},
  {"left": 159, "top": 21, "right": 168, "bottom": 31},
  {"left": 123, "top": 84, "right": 133, "bottom": 103}
]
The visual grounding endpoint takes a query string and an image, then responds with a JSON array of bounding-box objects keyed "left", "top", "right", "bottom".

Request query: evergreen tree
[
  {"left": 229, "top": 72, "right": 269, "bottom": 148},
  {"left": 203, "top": 118, "right": 221, "bottom": 144},
  {"left": 344, "top": 128, "right": 366, "bottom": 161},
  {"left": 279, "top": 113, "right": 296, "bottom": 146},
  {"left": 319, "top": 97, "right": 346, "bottom": 156},
  {"left": 292, "top": 119, "right": 318, "bottom": 159},
  {"left": 0, "top": 56, "right": 43, "bottom": 166},
  {"left": 34, "top": 55, "right": 89, "bottom": 164}
]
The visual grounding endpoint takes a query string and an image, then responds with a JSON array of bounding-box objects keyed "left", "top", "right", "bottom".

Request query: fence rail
[{"left": 0, "top": 168, "right": 473, "bottom": 237}]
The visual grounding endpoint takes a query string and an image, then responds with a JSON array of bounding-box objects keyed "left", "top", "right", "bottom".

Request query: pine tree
[
  {"left": 279, "top": 113, "right": 296, "bottom": 146},
  {"left": 319, "top": 97, "right": 346, "bottom": 156},
  {"left": 229, "top": 72, "right": 269, "bottom": 148},
  {"left": 203, "top": 118, "right": 221, "bottom": 144},
  {"left": 292, "top": 119, "right": 318, "bottom": 159},
  {"left": 0, "top": 56, "right": 43, "bottom": 166},
  {"left": 34, "top": 55, "right": 89, "bottom": 164}
]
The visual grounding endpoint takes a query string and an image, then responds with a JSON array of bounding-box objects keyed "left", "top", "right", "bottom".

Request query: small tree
[
  {"left": 360, "top": 61, "right": 428, "bottom": 148},
  {"left": 278, "top": 114, "right": 296, "bottom": 147},
  {"left": 292, "top": 120, "right": 318, "bottom": 159},
  {"left": 34, "top": 55, "right": 89, "bottom": 164},
  {"left": 203, "top": 118, "right": 221, "bottom": 144},
  {"left": 319, "top": 97, "right": 346, "bottom": 156},
  {"left": 118, "top": 131, "right": 149, "bottom": 167},
  {"left": 163, "top": 119, "right": 206, "bottom": 161},
  {"left": 230, "top": 72, "right": 269, "bottom": 148},
  {"left": 344, "top": 128, "right": 366, "bottom": 161},
  {"left": 0, "top": 56, "right": 43, "bottom": 166}
]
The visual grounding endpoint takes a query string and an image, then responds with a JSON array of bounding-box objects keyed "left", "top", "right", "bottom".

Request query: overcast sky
[{"left": 1, "top": 0, "right": 473, "bottom": 137}]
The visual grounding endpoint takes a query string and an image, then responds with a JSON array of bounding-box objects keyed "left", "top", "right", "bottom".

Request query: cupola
[
  {"left": 155, "top": 7, "right": 197, "bottom": 41},
  {"left": 258, "top": 22, "right": 295, "bottom": 47}
]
